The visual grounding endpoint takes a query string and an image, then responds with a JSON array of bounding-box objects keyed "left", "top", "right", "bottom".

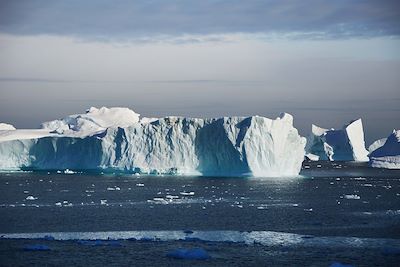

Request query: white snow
[
  {"left": 0, "top": 107, "right": 140, "bottom": 142},
  {"left": 41, "top": 106, "right": 140, "bottom": 137},
  {"left": 0, "top": 123, "right": 16, "bottom": 130},
  {"left": 0, "top": 108, "right": 306, "bottom": 177},
  {"left": 344, "top": 194, "right": 361, "bottom": 200},
  {"left": 369, "top": 130, "right": 400, "bottom": 169},
  {"left": 368, "top": 138, "right": 387, "bottom": 154},
  {"left": 64, "top": 169, "right": 75, "bottom": 174},
  {"left": 305, "top": 153, "right": 319, "bottom": 161},
  {"left": 305, "top": 119, "right": 369, "bottom": 161}
]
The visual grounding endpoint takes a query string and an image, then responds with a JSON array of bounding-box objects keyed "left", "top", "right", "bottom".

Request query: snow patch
[{"left": 0, "top": 123, "right": 16, "bottom": 130}]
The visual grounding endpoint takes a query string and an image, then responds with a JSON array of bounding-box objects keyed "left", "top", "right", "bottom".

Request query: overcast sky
[{"left": 0, "top": 0, "right": 399, "bottom": 144}]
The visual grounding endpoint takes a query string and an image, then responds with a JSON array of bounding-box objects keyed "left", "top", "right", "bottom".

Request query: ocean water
[{"left": 0, "top": 161, "right": 399, "bottom": 266}]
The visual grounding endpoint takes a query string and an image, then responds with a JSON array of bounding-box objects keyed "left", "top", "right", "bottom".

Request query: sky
[{"left": 0, "top": 0, "right": 399, "bottom": 144}]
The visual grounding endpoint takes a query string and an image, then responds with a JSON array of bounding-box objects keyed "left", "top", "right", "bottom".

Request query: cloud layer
[{"left": 0, "top": 0, "right": 399, "bottom": 40}]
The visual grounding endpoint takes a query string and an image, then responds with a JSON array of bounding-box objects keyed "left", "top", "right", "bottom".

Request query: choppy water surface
[{"left": 0, "top": 161, "right": 399, "bottom": 266}]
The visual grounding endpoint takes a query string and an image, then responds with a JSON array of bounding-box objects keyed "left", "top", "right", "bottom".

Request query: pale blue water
[{"left": 0, "top": 161, "right": 399, "bottom": 266}]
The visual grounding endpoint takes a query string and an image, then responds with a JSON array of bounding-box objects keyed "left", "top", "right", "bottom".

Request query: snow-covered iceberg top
[
  {"left": 0, "top": 123, "right": 16, "bottom": 131},
  {"left": 305, "top": 119, "right": 369, "bottom": 162},
  {"left": 369, "top": 130, "right": 400, "bottom": 169},
  {"left": 41, "top": 106, "right": 141, "bottom": 137},
  {"left": 0, "top": 107, "right": 306, "bottom": 177}
]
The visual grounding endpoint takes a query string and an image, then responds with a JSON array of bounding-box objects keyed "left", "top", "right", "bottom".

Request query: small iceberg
[
  {"left": 344, "top": 194, "right": 361, "bottom": 200},
  {"left": 180, "top": 191, "right": 195, "bottom": 196},
  {"left": 64, "top": 169, "right": 75, "bottom": 174},
  {"left": 166, "top": 248, "right": 210, "bottom": 260},
  {"left": 26, "top": 196, "right": 38, "bottom": 200}
]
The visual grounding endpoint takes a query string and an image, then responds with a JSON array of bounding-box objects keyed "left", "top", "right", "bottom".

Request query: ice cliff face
[
  {"left": 305, "top": 119, "right": 369, "bottom": 162},
  {"left": 369, "top": 130, "right": 400, "bottom": 169},
  {"left": 0, "top": 108, "right": 306, "bottom": 177}
]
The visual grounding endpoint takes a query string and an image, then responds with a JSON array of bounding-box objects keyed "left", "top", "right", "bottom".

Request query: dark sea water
[{"left": 0, "top": 161, "right": 399, "bottom": 266}]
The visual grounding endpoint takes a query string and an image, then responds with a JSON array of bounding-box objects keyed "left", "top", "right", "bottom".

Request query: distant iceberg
[
  {"left": 0, "top": 107, "right": 306, "bottom": 177},
  {"left": 305, "top": 119, "right": 369, "bottom": 162},
  {"left": 369, "top": 130, "right": 400, "bottom": 169}
]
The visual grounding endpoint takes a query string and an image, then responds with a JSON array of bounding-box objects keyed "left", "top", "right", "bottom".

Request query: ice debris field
[{"left": 0, "top": 107, "right": 399, "bottom": 176}]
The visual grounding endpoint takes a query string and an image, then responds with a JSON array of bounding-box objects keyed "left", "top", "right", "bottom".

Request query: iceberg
[
  {"left": 0, "top": 107, "right": 306, "bottom": 177},
  {"left": 368, "top": 138, "right": 387, "bottom": 154},
  {"left": 369, "top": 130, "right": 400, "bottom": 169},
  {"left": 305, "top": 119, "right": 369, "bottom": 162}
]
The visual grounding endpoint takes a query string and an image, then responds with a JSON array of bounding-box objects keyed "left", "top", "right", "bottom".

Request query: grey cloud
[{"left": 0, "top": 0, "right": 399, "bottom": 40}]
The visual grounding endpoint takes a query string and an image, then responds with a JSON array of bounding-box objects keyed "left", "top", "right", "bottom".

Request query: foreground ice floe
[
  {"left": 369, "top": 130, "right": 400, "bottom": 169},
  {"left": 305, "top": 119, "right": 369, "bottom": 162},
  {"left": 2, "top": 230, "right": 400, "bottom": 249},
  {"left": 0, "top": 107, "right": 306, "bottom": 177}
]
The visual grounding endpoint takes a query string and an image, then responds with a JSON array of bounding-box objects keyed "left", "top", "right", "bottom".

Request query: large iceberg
[
  {"left": 0, "top": 107, "right": 306, "bottom": 177},
  {"left": 305, "top": 119, "right": 369, "bottom": 162},
  {"left": 369, "top": 130, "right": 400, "bottom": 169}
]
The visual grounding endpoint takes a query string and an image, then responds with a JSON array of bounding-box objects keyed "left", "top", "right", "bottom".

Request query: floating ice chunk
[
  {"left": 166, "top": 248, "right": 210, "bottom": 260},
  {"left": 100, "top": 199, "right": 107, "bottom": 205},
  {"left": 136, "top": 183, "right": 145, "bottom": 187},
  {"left": 55, "top": 202, "right": 62, "bottom": 207},
  {"left": 180, "top": 191, "right": 195, "bottom": 196},
  {"left": 165, "top": 195, "right": 179, "bottom": 200},
  {"left": 353, "top": 177, "right": 366, "bottom": 180},
  {"left": 344, "top": 194, "right": 361, "bottom": 200},
  {"left": 26, "top": 196, "right": 37, "bottom": 200},
  {"left": 107, "top": 187, "right": 115, "bottom": 191},
  {"left": 64, "top": 169, "right": 75, "bottom": 174},
  {"left": 23, "top": 244, "right": 51, "bottom": 251}
]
